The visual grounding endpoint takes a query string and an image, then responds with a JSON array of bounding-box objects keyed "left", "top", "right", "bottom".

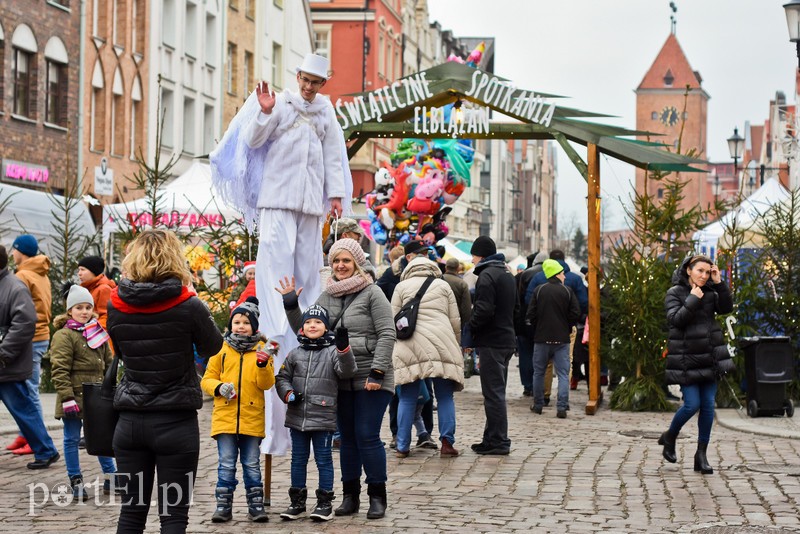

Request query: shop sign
[
  {"left": 125, "top": 211, "right": 225, "bottom": 228},
  {"left": 1, "top": 159, "right": 49, "bottom": 188},
  {"left": 94, "top": 158, "right": 114, "bottom": 196}
]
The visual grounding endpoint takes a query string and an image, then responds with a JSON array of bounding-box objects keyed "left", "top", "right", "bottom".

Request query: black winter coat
[
  {"left": 664, "top": 258, "right": 734, "bottom": 385},
  {"left": 526, "top": 279, "right": 581, "bottom": 344},
  {"left": 469, "top": 255, "right": 517, "bottom": 349},
  {"left": 107, "top": 278, "right": 223, "bottom": 411}
]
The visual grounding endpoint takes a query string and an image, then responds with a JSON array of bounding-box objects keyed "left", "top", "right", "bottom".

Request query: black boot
[
  {"left": 211, "top": 487, "right": 234, "bottom": 522},
  {"left": 366, "top": 482, "right": 386, "bottom": 519},
  {"left": 309, "top": 489, "right": 335, "bottom": 521},
  {"left": 70, "top": 475, "right": 88, "bottom": 502},
  {"left": 245, "top": 487, "right": 269, "bottom": 522},
  {"left": 280, "top": 487, "right": 307, "bottom": 520},
  {"left": 334, "top": 479, "right": 360, "bottom": 516},
  {"left": 694, "top": 442, "right": 714, "bottom": 474},
  {"left": 658, "top": 430, "right": 678, "bottom": 463}
]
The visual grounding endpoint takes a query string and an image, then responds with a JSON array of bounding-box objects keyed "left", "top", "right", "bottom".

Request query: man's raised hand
[{"left": 256, "top": 81, "right": 276, "bottom": 115}]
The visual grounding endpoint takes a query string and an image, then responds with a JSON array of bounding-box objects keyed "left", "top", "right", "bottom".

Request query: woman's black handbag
[{"left": 82, "top": 356, "right": 119, "bottom": 457}]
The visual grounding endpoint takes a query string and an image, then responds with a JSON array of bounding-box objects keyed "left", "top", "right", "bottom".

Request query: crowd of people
[{"left": 1, "top": 51, "right": 735, "bottom": 534}]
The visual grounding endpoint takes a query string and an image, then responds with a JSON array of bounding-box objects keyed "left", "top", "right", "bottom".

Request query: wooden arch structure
[{"left": 338, "top": 61, "right": 705, "bottom": 414}]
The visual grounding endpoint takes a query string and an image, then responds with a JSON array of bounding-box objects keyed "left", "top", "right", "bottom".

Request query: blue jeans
[
  {"left": 216, "top": 434, "right": 262, "bottom": 490},
  {"left": 63, "top": 418, "right": 115, "bottom": 478},
  {"left": 669, "top": 381, "right": 718, "bottom": 443},
  {"left": 337, "top": 389, "right": 391, "bottom": 485},
  {"left": 533, "top": 343, "right": 570, "bottom": 411},
  {"left": 24, "top": 340, "right": 48, "bottom": 424},
  {"left": 517, "top": 336, "right": 534, "bottom": 391},
  {"left": 397, "top": 378, "right": 456, "bottom": 452},
  {"left": 290, "top": 429, "right": 334, "bottom": 491},
  {"left": 0, "top": 380, "right": 58, "bottom": 460}
]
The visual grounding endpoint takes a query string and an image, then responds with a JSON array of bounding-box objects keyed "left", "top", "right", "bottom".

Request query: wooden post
[
  {"left": 585, "top": 143, "right": 603, "bottom": 415},
  {"left": 263, "top": 454, "right": 272, "bottom": 506}
]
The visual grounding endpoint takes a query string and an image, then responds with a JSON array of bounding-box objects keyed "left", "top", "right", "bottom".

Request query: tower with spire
[{"left": 634, "top": 30, "right": 709, "bottom": 212}]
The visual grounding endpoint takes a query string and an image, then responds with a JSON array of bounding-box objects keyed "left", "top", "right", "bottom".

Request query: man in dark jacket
[
  {"left": 514, "top": 251, "right": 547, "bottom": 396},
  {"left": 527, "top": 260, "right": 580, "bottom": 418},
  {"left": 0, "top": 245, "right": 60, "bottom": 469},
  {"left": 468, "top": 236, "right": 516, "bottom": 455}
]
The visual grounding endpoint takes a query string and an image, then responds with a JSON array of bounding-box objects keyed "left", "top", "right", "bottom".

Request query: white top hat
[{"left": 296, "top": 53, "right": 330, "bottom": 80}]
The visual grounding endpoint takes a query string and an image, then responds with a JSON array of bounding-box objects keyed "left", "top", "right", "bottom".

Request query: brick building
[
  {"left": 83, "top": 0, "right": 148, "bottom": 203},
  {"left": 0, "top": 0, "right": 81, "bottom": 194},
  {"left": 221, "top": 0, "right": 255, "bottom": 128},
  {"left": 635, "top": 31, "right": 709, "bottom": 213}
]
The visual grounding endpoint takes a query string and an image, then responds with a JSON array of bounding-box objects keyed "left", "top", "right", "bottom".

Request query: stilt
[{"left": 263, "top": 453, "right": 272, "bottom": 506}]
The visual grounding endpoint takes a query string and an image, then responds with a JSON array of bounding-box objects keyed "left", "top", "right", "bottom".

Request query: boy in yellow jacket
[{"left": 201, "top": 297, "right": 278, "bottom": 523}]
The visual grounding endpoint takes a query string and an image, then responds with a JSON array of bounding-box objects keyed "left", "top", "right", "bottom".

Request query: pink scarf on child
[{"left": 65, "top": 318, "right": 110, "bottom": 349}]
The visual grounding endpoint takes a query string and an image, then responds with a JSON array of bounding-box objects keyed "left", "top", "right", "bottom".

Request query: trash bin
[{"left": 739, "top": 336, "right": 795, "bottom": 418}]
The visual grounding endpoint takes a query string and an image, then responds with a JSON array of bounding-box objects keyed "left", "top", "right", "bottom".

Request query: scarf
[
  {"left": 326, "top": 273, "right": 371, "bottom": 298},
  {"left": 297, "top": 331, "right": 334, "bottom": 350},
  {"left": 224, "top": 331, "right": 262, "bottom": 354},
  {"left": 64, "top": 318, "right": 110, "bottom": 350}
]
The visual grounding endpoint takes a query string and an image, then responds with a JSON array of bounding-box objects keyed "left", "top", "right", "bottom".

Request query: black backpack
[{"left": 394, "top": 276, "right": 436, "bottom": 340}]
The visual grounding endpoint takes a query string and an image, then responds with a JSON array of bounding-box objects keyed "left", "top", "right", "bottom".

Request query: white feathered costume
[{"left": 210, "top": 88, "right": 352, "bottom": 455}]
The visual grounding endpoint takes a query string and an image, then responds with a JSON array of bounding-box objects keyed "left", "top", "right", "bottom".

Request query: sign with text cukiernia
[{"left": 1, "top": 159, "right": 49, "bottom": 188}]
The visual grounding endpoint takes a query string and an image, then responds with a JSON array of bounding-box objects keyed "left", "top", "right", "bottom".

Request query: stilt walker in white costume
[{"left": 210, "top": 53, "right": 352, "bottom": 463}]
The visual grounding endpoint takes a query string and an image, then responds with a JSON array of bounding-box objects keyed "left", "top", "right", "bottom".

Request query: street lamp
[
  {"left": 727, "top": 127, "right": 745, "bottom": 177},
  {"left": 785, "top": 0, "right": 800, "bottom": 68}
]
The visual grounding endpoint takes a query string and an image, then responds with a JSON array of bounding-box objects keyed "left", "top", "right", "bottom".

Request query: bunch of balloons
[{"left": 360, "top": 42, "right": 485, "bottom": 255}]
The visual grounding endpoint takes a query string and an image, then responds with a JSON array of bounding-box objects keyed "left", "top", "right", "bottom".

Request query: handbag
[
  {"left": 394, "top": 276, "right": 435, "bottom": 340},
  {"left": 82, "top": 355, "right": 120, "bottom": 457}
]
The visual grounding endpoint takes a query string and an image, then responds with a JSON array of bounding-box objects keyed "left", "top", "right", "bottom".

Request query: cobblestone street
[{"left": 2, "top": 376, "right": 800, "bottom": 533}]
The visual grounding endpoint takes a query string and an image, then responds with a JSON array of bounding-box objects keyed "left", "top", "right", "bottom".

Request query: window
[
  {"left": 130, "top": 76, "right": 143, "bottom": 158},
  {"left": 272, "top": 42, "right": 282, "bottom": 90},
  {"left": 90, "top": 59, "right": 105, "bottom": 151},
  {"left": 203, "top": 104, "right": 214, "bottom": 154},
  {"left": 226, "top": 42, "right": 237, "bottom": 94},
  {"left": 49, "top": 0, "right": 70, "bottom": 7},
  {"left": 184, "top": 2, "right": 197, "bottom": 57},
  {"left": 245, "top": 0, "right": 255, "bottom": 19},
  {"left": 395, "top": 47, "right": 400, "bottom": 80},
  {"left": 45, "top": 60, "right": 67, "bottom": 125},
  {"left": 205, "top": 14, "right": 217, "bottom": 67},
  {"left": 243, "top": 51, "right": 253, "bottom": 95},
  {"left": 160, "top": 87, "right": 174, "bottom": 148},
  {"left": 182, "top": 98, "right": 195, "bottom": 154},
  {"left": 386, "top": 42, "right": 392, "bottom": 80},
  {"left": 651, "top": 111, "right": 658, "bottom": 120},
  {"left": 132, "top": 0, "right": 144, "bottom": 54},
  {"left": 93, "top": 0, "right": 108, "bottom": 39},
  {"left": 378, "top": 34, "right": 384, "bottom": 76},
  {"left": 313, "top": 29, "right": 329, "bottom": 58},
  {"left": 12, "top": 48, "right": 33, "bottom": 117},
  {"left": 111, "top": 67, "right": 124, "bottom": 155},
  {"left": 113, "top": 0, "right": 126, "bottom": 47},
  {"left": 162, "top": 0, "right": 176, "bottom": 47},
  {"left": 657, "top": 188, "right": 663, "bottom": 199}
]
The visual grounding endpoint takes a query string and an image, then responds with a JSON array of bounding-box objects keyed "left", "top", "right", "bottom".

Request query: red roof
[{"left": 638, "top": 33, "right": 702, "bottom": 90}]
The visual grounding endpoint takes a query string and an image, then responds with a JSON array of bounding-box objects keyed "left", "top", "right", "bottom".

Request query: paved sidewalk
[{"left": 1, "top": 380, "right": 799, "bottom": 532}]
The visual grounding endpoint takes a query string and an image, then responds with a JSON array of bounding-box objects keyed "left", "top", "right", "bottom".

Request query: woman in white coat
[{"left": 391, "top": 256, "right": 464, "bottom": 457}]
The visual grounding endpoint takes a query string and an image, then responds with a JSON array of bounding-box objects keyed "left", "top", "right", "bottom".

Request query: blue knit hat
[
  {"left": 12, "top": 234, "right": 39, "bottom": 257},
  {"left": 302, "top": 304, "right": 330, "bottom": 330}
]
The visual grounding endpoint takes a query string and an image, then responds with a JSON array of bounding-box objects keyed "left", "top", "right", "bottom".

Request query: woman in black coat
[
  {"left": 659, "top": 255, "right": 734, "bottom": 475},
  {"left": 107, "top": 230, "right": 223, "bottom": 533}
]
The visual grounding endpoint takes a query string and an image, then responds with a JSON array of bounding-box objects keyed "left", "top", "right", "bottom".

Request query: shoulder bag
[
  {"left": 394, "top": 276, "right": 436, "bottom": 340},
  {"left": 82, "top": 355, "right": 120, "bottom": 457}
]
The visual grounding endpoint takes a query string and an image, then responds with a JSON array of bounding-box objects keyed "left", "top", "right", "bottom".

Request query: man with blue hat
[{"left": 526, "top": 259, "right": 580, "bottom": 419}]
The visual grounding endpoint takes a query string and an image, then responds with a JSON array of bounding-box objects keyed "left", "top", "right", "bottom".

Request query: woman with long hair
[
  {"left": 277, "top": 238, "right": 395, "bottom": 519},
  {"left": 107, "top": 229, "right": 223, "bottom": 533},
  {"left": 659, "top": 255, "right": 734, "bottom": 475}
]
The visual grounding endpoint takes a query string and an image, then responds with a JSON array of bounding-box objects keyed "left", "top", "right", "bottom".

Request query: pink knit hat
[{"left": 329, "top": 238, "right": 367, "bottom": 266}]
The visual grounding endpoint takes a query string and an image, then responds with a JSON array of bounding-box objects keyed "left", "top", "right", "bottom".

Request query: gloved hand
[
  {"left": 256, "top": 351, "right": 271, "bottom": 368},
  {"left": 335, "top": 327, "right": 350, "bottom": 352},
  {"left": 62, "top": 399, "right": 80, "bottom": 418},
  {"left": 264, "top": 340, "right": 280, "bottom": 357},
  {"left": 285, "top": 391, "right": 304, "bottom": 406},
  {"left": 218, "top": 382, "right": 237, "bottom": 400}
]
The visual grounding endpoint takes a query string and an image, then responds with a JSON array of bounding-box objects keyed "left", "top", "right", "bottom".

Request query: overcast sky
[{"left": 427, "top": 0, "right": 797, "bottom": 232}]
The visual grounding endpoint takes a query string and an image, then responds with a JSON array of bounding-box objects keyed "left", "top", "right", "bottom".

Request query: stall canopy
[
  {"left": 693, "top": 177, "right": 789, "bottom": 258},
  {"left": 103, "top": 161, "right": 239, "bottom": 237},
  {"left": 439, "top": 237, "right": 472, "bottom": 262},
  {"left": 0, "top": 183, "right": 97, "bottom": 256}
]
